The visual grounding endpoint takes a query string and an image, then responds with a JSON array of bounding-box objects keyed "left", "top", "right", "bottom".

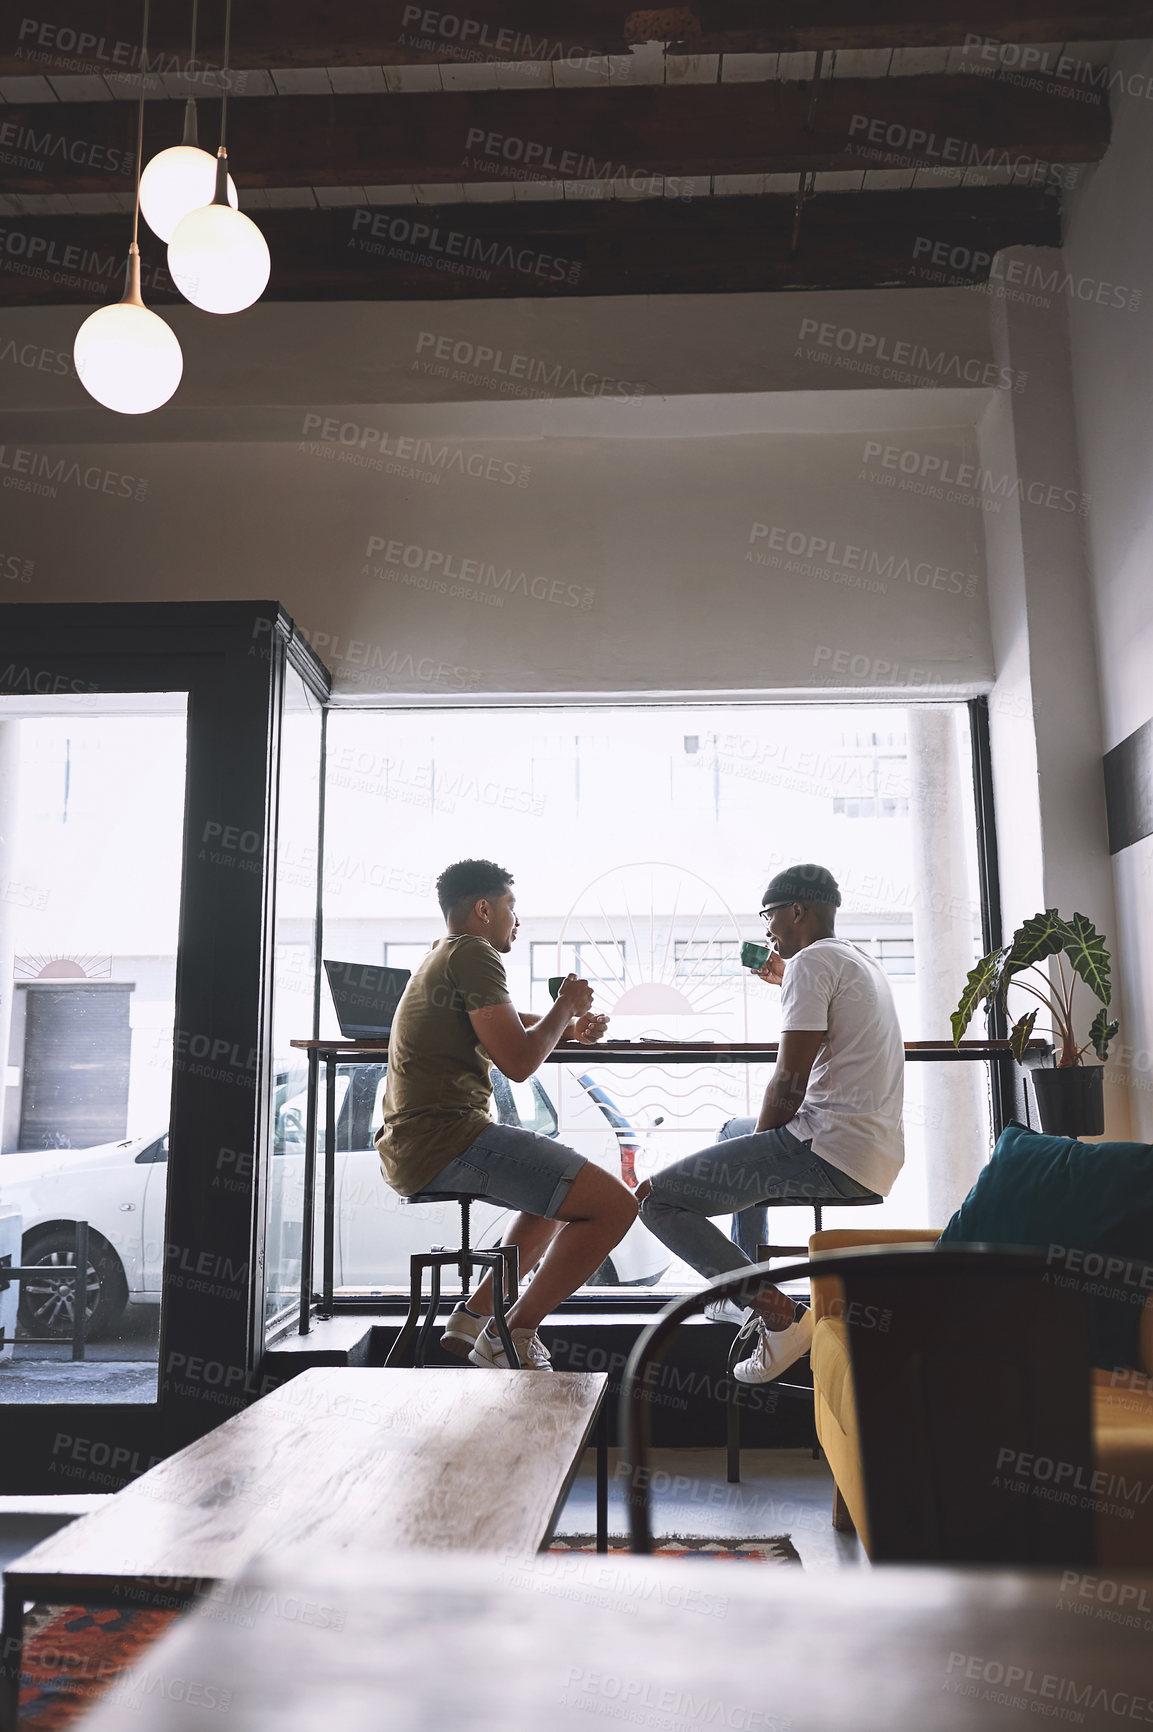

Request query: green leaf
[
  {"left": 1064, "top": 912, "right": 1112, "bottom": 1008},
  {"left": 1007, "top": 909, "right": 1072, "bottom": 974},
  {"left": 1010, "top": 1008, "right": 1038, "bottom": 1063},
  {"left": 952, "top": 950, "right": 1003, "bottom": 1044},
  {"left": 988, "top": 910, "right": 1073, "bottom": 1032},
  {"left": 1089, "top": 1007, "right": 1119, "bottom": 1061}
]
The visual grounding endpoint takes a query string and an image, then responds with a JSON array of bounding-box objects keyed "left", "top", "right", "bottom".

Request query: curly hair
[{"left": 435, "top": 858, "right": 514, "bottom": 919}]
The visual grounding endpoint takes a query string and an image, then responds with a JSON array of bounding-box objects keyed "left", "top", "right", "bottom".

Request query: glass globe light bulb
[
  {"left": 140, "top": 143, "right": 238, "bottom": 243},
  {"left": 168, "top": 201, "right": 270, "bottom": 315},
  {"left": 73, "top": 249, "right": 183, "bottom": 414}
]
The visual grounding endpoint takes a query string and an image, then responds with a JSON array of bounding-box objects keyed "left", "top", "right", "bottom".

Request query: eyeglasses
[{"left": 758, "top": 902, "right": 793, "bottom": 923}]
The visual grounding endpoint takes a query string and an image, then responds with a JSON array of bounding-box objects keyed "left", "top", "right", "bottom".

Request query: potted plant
[{"left": 951, "top": 909, "right": 1118, "bottom": 1137}]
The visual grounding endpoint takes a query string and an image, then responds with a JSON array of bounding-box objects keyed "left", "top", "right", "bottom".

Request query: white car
[{"left": 0, "top": 1065, "right": 669, "bottom": 1339}]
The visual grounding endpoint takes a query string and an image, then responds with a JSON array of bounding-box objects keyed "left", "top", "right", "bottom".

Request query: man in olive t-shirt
[
  {"left": 374, "top": 858, "right": 636, "bottom": 1370},
  {"left": 377, "top": 931, "right": 518, "bottom": 1196}
]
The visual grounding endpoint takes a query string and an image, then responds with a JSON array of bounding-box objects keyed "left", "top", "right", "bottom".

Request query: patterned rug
[
  {"left": 18, "top": 1604, "right": 180, "bottom": 1729},
  {"left": 548, "top": 1534, "right": 801, "bottom": 1562}
]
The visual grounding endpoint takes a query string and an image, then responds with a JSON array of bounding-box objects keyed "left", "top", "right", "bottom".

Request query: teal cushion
[{"left": 939, "top": 1120, "right": 1153, "bottom": 1371}]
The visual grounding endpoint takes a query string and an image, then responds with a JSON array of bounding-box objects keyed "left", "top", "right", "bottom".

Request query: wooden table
[
  {"left": 2, "top": 1368, "right": 606, "bottom": 1718},
  {"left": 72, "top": 1547, "right": 1153, "bottom": 1732}
]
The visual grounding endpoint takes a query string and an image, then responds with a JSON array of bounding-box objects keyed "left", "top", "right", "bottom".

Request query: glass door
[{"left": 0, "top": 695, "right": 187, "bottom": 1405}]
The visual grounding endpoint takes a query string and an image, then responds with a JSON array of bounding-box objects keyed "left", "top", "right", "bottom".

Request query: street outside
[{"left": 2, "top": 1303, "right": 158, "bottom": 1402}]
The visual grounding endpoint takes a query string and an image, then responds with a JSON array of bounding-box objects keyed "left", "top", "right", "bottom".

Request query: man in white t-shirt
[{"left": 637, "top": 864, "right": 904, "bottom": 1384}]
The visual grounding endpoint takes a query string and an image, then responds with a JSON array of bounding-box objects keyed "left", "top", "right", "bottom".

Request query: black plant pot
[{"left": 1030, "top": 1065, "right": 1105, "bottom": 1138}]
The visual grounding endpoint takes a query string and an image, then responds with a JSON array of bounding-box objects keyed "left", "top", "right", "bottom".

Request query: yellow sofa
[{"left": 810, "top": 1227, "right": 1153, "bottom": 1566}]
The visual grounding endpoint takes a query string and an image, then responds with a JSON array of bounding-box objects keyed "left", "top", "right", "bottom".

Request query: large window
[
  {"left": 0, "top": 699, "right": 187, "bottom": 1401},
  {"left": 382, "top": 942, "right": 435, "bottom": 973},
  {"left": 530, "top": 940, "right": 627, "bottom": 1012},
  {"left": 319, "top": 704, "right": 991, "bottom": 1296},
  {"left": 674, "top": 939, "right": 743, "bottom": 980}
]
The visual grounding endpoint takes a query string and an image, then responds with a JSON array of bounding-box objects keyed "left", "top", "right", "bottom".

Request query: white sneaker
[
  {"left": 440, "top": 1307, "right": 484, "bottom": 1358},
  {"left": 469, "top": 1326, "right": 553, "bottom": 1370},
  {"left": 704, "top": 1299, "right": 752, "bottom": 1326},
  {"left": 733, "top": 1308, "right": 814, "bottom": 1384}
]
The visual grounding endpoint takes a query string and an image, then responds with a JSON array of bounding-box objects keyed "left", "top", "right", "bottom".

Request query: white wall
[
  {"left": 1063, "top": 42, "right": 1153, "bottom": 1136},
  {"left": 0, "top": 285, "right": 997, "bottom": 430},
  {"left": 0, "top": 408, "right": 992, "bottom": 700},
  {"left": 2, "top": 282, "right": 999, "bottom": 699},
  {"left": 976, "top": 256, "right": 1127, "bottom": 1134}
]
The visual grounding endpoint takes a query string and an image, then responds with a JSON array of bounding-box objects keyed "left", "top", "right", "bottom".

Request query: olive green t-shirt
[{"left": 374, "top": 934, "right": 513, "bottom": 1196}]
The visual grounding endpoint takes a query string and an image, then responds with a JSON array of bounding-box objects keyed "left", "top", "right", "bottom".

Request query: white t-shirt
[{"left": 778, "top": 937, "right": 905, "bottom": 1197}]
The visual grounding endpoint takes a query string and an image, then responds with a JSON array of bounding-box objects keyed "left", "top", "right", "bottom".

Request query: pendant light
[
  {"left": 73, "top": 0, "right": 183, "bottom": 415},
  {"left": 140, "top": 0, "right": 238, "bottom": 244},
  {"left": 167, "top": 0, "right": 270, "bottom": 315}
]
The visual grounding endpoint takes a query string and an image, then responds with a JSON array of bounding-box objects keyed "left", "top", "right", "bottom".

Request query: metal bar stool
[
  {"left": 384, "top": 1191, "right": 521, "bottom": 1369},
  {"left": 724, "top": 1193, "right": 883, "bottom": 1481}
]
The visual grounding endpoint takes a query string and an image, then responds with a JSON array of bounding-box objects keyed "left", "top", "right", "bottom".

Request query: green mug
[
  {"left": 740, "top": 940, "right": 771, "bottom": 971},
  {"left": 548, "top": 976, "right": 566, "bottom": 1001}
]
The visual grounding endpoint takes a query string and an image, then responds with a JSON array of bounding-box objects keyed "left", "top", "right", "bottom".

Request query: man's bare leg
[
  {"left": 466, "top": 1213, "right": 562, "bottom": 1317},
  {"left": 634, "top": 1177, "right": 795, "bottom": 1330},
  {"left": 499, "top": 1164, "right": 637, "bottom": 1334}
]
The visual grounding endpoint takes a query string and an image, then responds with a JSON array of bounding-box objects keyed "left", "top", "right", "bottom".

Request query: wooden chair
[
  {"left": 384, "top": 1191, "right": 519, "bottom": 1368},
  {"left": 620, "top": 1245, "right": 1096, "bottom": 1565}
]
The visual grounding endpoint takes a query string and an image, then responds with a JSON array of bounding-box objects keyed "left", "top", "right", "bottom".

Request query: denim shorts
[{"left": 420, "top": 1122, "right": 587, "bottom": 1220}]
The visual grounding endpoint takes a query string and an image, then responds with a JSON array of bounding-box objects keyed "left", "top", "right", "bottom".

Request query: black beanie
[{"left": 762, "top": 864, "right": 842, "bottom": 908}]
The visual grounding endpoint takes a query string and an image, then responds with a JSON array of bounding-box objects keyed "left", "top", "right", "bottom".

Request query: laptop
[{"left": 323, "top": 960, "right": 411, "bottom": 1039}]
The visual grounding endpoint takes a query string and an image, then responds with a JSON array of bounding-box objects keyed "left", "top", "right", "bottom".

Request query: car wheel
[{"left": 17, "top": 1229, "right": 129, "bottom": 1343}]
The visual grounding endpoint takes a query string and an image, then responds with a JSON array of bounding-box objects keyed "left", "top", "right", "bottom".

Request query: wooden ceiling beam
[
  {"left": 0, "top": 187, "right": 1061, "bottom": 304},
  {"left": 0, "top": 78, "right": 1107, "bottom": 197},
  {"left": 1, "top": 4, "right": 1150, "bottom": 75}
]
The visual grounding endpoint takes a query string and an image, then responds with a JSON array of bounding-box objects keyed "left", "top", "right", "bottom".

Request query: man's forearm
[
  {"left": 754, "top": 1066, "right": 806, "bottom": 1132},
  {"left": 520, "top": 1009, "right": 576, "bottom": 1035},
  {"left": 518, "top": 1000, "right": 577, "bottom": 1070}
]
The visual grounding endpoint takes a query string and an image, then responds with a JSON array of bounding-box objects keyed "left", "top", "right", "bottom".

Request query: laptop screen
[{"left": 323, "top": 960, "right": 411, "bottom": 1039}]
